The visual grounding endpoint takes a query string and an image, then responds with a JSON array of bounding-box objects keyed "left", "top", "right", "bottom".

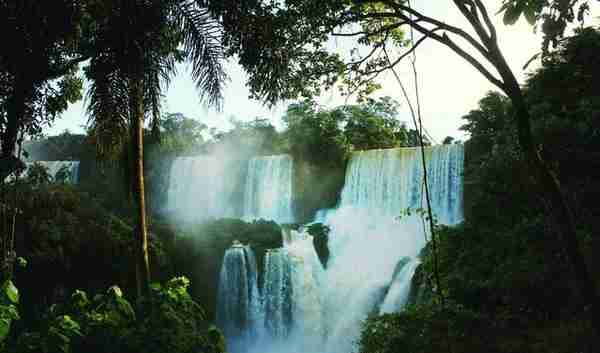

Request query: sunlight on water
[
  {"left": 243, "top": 155, "right": 295, "bottom": 224},
  {"left": 166, "top": 156, "right": 237, "bottom": 222},
  {"left": 216, "top": 145, "right": 464, "bottom": 353}
]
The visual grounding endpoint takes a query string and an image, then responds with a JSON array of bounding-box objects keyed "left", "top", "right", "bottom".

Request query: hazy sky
[{"left": 47, "top": 1, "right": 599, "bottom": 143}]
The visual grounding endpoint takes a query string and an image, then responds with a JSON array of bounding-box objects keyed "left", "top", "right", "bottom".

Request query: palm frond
[
  {"left": 143, "top": 48, "right": 179, "bottom": 138},
  {"left": 173, "top": 0, "right": 227, "bottom": 109},
  {"left": 85, "top": 54, "right": 130, "bottom": 159}
]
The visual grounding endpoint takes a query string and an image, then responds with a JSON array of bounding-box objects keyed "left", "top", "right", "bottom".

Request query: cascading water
[
  {"left": 216, "top": 242, "right": 262, "bottom": 352},
  {"left": 243, "top": 155, "right": 294, "bottom": 224},
  {"left": 165, "top": 154, "right": 295, "bottom": 224},
  {"left": 262, "top": 248, "right": 293, "bottom": 340},
  {"left": 320, "top": 144, "right": 463, "bottom": 353},
  {"left": 379, "top": 258, "right": 421, "bottom": 314},
  {"left": 217, "top": 144, "right": 464, "bottom": 353},
  {"left": 166, "top": 156, "right": 239, "bottom": 222},
  {"left": 337, "top": 144, "right": 464, "bottom": 224},
  {"left": 284, "top": 230, "right": 325, "bottom": 351},
  {"left": 221, "top": 229, "right": 325, "bottom": 353}
]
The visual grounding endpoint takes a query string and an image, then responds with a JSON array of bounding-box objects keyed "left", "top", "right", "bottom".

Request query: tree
[
  {"left": 0, "top": 2, "right": 89, "bottom": 281},
  {"left": 460, "top": 91, "right": 513, "bottom": 160},
  {"left": 85, "top": 0, "right": 225, "bottom": 297},
  {"left": 156, "top": 113, "right": 208, "bottom": 156},
  {"left": 442, "top": 136, "right": 454, "bottom": 145},
  {"left": 206, "top": 117, "right": 284, "bottom": 157},
  {"left": 0, "top": 0, "right": 88, "bottom": 178},
  {"left": 283, "top": 100, "right": 350, "bottom": 168},
  {"left": 340, "top": 97, "right": 416, "bottom": 149},
  {"left": 499, "top": 0, "right": 593, "bottom": 54},
  {"left": 215, "top": 0, "right": 600, "bottom": 333}
]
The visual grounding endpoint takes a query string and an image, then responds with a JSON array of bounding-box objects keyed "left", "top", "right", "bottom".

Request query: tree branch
[
  {"left": 473, "top": 0, "right": 497, "bottom": 44},
  {"left": 401, "top": 19, "right": 506, "bottom": 90},
  {"left": 381, "top": 0, "right": 492, "bottom": 60},
  {"left": 353, "top": 30, "right": 433, "bottom": 76},
  {"left": 332, "top": 20, "right": 408, "bottom": 37}
]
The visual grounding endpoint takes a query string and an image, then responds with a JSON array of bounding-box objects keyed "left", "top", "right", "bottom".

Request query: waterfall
[
  {"left": 320, "top": 144, "right": 463, "bottom": 353},
  {"left": 216, "top": 243, "right": 262, "bottom": 352},
  {"left": 339, "top": 144, "right": 464, "bottom": 224},
  {"left": 243, "top": 155, "right": 294, "bottom": 224},
  {"left": 24, "top": 161, "right": 80, "bottom": 183},
  {"left": 286, "top": 230, "right": 325, "bottom": 350},
  {"left": 237, "top": 229, "right": 324, "bottom": 353},
  {"left": 165, "top": 154, "right": 294, "bottom": 224},
  {"left": 263, "top": 248, "right": 293, "bottom": 340},
  {"left": 379, "top": 258, "right": 421, "bottom": 314},
  {"left": 166, "top": 156, "right": 239, "bottom": 222},
  {"left": 216, "top": 144, "right": 465, "bottom": 353}
]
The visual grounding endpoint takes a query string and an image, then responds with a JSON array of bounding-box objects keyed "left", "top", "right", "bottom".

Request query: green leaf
[
  {"left": 0, "top": 304, "right": 19, "bottom": 321},
  {"left": 495, "top": 2, "right": 511, "bottom": 15},
  {"left": 2, "top": 280, "right": 19, "bottom": 304},
  {"left": 523, "top": 6, "right": 536, "bottom": 25},
  {"left": 0, "top": 318, "right": 10, "bottom": 342},
  {"left": 503, "top": 4, "right": 522, "bottom": 25},
  {"left": 16, "top": 257, "right": 27, "bottom": 268}
]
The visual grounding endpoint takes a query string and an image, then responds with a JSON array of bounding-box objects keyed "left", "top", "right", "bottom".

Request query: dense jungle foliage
[
  {"left": 1, "top": 0, "right": 598, "bottom": 351},
  {"left": 358, "top": 27, "right": 600, "bottom": 353},
  {"left": 1, "top": 165, "right": 276, "bottom": 350},
  {"left": 2, "top": 93, "right": 417, "bottom": 348},
  {"left": 4, "top": 26, "right": 598, "bottom": 353}
]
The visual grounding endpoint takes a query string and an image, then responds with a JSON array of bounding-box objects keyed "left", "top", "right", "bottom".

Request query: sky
[{"left": 47, "top": 1, "right": 599, "bottom": 143}]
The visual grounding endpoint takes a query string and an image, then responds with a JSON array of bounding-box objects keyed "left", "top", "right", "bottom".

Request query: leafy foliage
[
  {"left": 213, "top": 0, "right": 407, "bottom": 104},
  {"left": 359, "top": 27, "right": 600, "bottom": 353},
  {"left": 0, "top": 280, "right": 20, "bottom": 349},
  {"left": 498, "top": 0, "right": 593, "bottom": 53},
  {"left": 85, "top": 0, "right": 226, "bottom": 159},
  {"left": 11, "top": 277, "right": 224, "bottom": 353},
  {"left": 154, "top": 113, "right": 208, "bottom": 156},
  {"left": 282, "top": 96, "right": 423, "bottom": 221},
  {"left": 11, "top": 183, "right": 166, "bottom": 326},
  {"left": 283, "top": 100, "right": 351, "bottom": 168},
  {"left": 283, "top": 96, "right": 421, "bottom": 167},
  {"left": 205, "top": 117, "right": 287, "bottom": 158},
  {"left": 0, "top": 0, "right": 87, "bottom": 161},
  {"left": 22, "top": 132, "right": 91, "bottom": 162}
]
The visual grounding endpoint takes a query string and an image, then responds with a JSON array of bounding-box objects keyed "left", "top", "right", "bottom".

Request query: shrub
[{"left": 12, "top": 277, "right": 224, "bottom": 353}]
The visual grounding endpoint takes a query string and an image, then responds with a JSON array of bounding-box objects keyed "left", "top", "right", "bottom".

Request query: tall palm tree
[{"left": 85, "top": 0, "right": 226, "bottom": 297}]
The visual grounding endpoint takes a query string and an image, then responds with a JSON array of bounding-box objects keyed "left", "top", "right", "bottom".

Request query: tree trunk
[
  {"left": 511, "top": 96, "right": 600, "bottom": 334},
  {"left": 0, "top": 77, "right": 27, "bottom": 281},
  {"left": 483, "top": 33, "right": 600, "bottom": 335},
  {"left": 0, "top": 78, "right": 26, "bottom": 162},
  {"left": 130, "top": 78, "right": 151, "bottom": 298}
]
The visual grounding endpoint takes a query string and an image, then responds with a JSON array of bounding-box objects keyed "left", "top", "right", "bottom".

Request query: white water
[
  {"left": 243, "top": 155, "right": 294, "bottom": 224},
  {"left": 216, "top": 144, "right": 465, "bottom": 353},
  {"left": 318, "top": 145, "right": 463, "bottom": 353},
  {"left": 379, "top": 258, "right": 421, "bottom": 314},
  {"left": 262, "top": 248, "right": 293, "bottom": 340},
  {"left": 223, "top": 229, "right": 326, "bottom": 353},
  {"left": 166, "top": 156, "right": 237, "bottom": 222},
  {"left": 338, "top": 145, "right": 464, "bottom": 224},
  {"left": 166, "top": 154, "right": 295, "bottom": 224},
  {"left": 285, "top": 230, "right": 326, "bottom": 351},
  {"left": 216, "top": 243, "right": 262, "bottom": 353}
]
